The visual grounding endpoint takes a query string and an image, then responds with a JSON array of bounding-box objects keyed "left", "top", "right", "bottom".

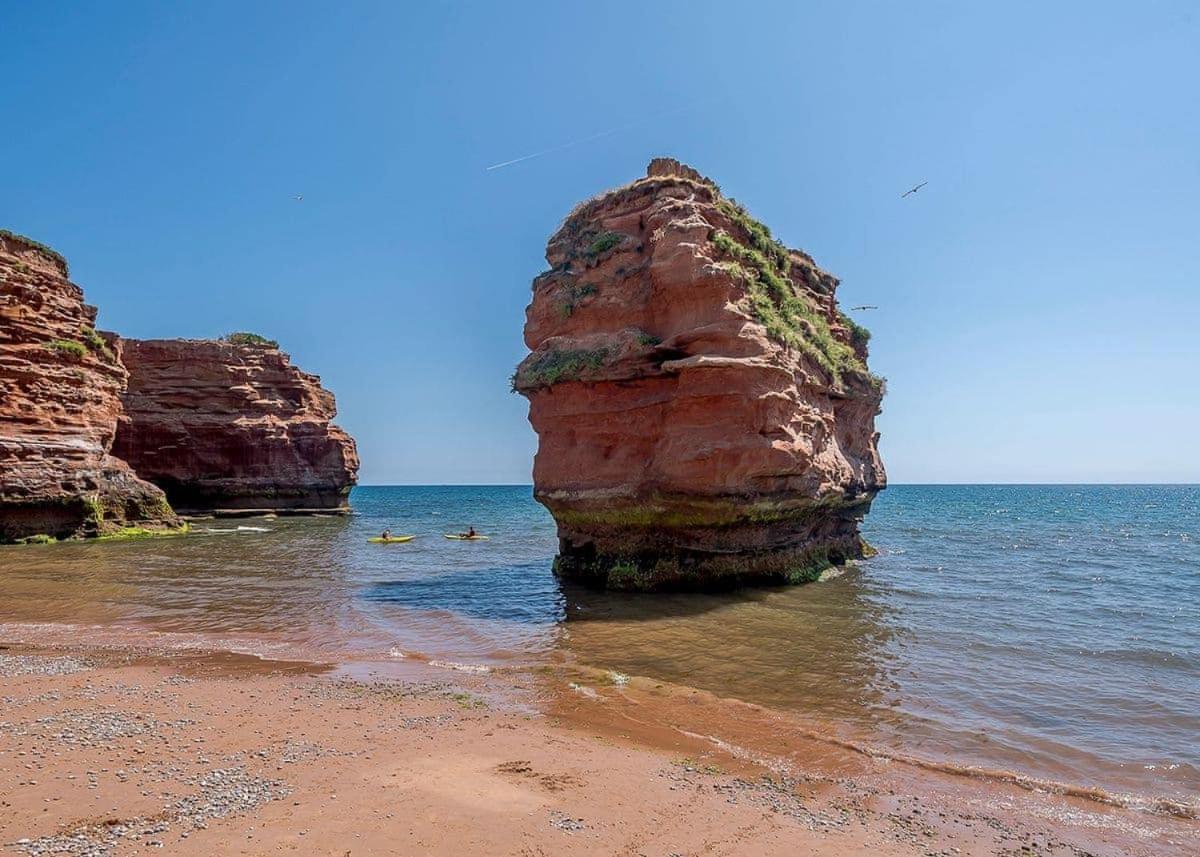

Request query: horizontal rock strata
[
  {"left": 113, "top": 338, "right": 359, "bottom": 514},
  {"left": 0, "top": 232, "right": 180, "bottom": 541}
]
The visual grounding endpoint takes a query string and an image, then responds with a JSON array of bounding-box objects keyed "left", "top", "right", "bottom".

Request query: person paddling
[
  {"left": 381, "top": 528, "right": 392, "bottom": 541},
  {"left": 463, "top": 527, "right": 477, "bottom": 539}
]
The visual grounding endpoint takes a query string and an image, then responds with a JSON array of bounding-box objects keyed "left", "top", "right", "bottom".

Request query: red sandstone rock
[
  {"left": 113, "top": 338, "right": 359, "bottom": 513},
  {"left": 0, "top": 232, "right": 180, "bottom": 541},
  {"left": 514, "top": 159, "right": 885, "bottom": 589}
]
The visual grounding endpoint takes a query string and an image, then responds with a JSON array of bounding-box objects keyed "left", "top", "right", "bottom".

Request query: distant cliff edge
[
  {"left": 0, "top": 231, "right": 358, "bottom": 542},
  {"left": 114, "top": 337, "right": 359, "bottom": 515}
]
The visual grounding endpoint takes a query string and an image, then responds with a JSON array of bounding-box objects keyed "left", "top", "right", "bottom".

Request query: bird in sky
[
  {"left": 850, "top": 305, "right": 878, "bottom": 311},
  {"left": 900, "top": 181, "right": 928, "bottom": 198},
  {"left": 294, "top": 195, "right": 303, "bottom": 201}
]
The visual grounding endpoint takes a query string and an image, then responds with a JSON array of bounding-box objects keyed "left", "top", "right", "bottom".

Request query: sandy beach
[{"left": 2, "top": 638, "right": 1194, "bottom": 857}]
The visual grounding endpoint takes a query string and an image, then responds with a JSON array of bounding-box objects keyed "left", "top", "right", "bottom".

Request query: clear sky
[{"left": 3, "top": 2, "right": 1197, "bottom": 484}]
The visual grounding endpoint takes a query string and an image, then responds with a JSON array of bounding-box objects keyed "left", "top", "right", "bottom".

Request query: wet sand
[{"left": 1, "top": 640, "right": 1196, "bottom": 856}]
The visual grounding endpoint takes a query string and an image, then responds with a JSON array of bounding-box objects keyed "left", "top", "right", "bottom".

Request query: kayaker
[
  {"left": 381, "top": 529, "right": 391, "bottom": 541},
  {"left": 466, "top": 527, "right": 477, "bottom": 538}
]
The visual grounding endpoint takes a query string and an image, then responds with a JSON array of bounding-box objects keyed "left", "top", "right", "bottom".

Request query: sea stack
[
  {"left": 0, "top": 231, "right": 180, "bottom": 541},
  {"left": 514, "top": 159, "right": 886, "bottom": 590},
  {"left": 113, "top": 337, "right": 359, "bottom": 514}
]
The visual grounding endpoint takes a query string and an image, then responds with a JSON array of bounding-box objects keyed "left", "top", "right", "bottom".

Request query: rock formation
[
  {"left": 513, "top": 159, "right": 885, "bottom": 590},
  {"left": 0, "top": 231, "right": 180, "bottom": 541},
  {"left": 113, "top": 338, "right": 359, "bottom": 514}
]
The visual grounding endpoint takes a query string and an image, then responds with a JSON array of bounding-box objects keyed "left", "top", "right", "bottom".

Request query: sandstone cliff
[
  {"left": 0, "top": 232, "right": 180, "bottom": 541},
  {"left": 113, "top": 338, "right": 359, "bottom": 514},
  {"left": 514, "top": 159, "right": 885, "bottom": 590}
]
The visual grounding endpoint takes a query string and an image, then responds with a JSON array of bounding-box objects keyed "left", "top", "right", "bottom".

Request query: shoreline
[
  {"left": 1, "top": 635, "right": 1195, "bottom": 855},
  {"left": 3, "top": 618, "right": 1197, "bottom": 820}
]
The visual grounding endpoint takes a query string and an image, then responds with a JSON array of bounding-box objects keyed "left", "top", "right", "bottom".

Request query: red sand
[{"left": 0, "top": 643, "right": 1195, "bottom": 856}]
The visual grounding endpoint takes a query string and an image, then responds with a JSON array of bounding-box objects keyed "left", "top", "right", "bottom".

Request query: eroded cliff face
[
  {"left": 514, "top": 159, "right": 885, "bottom": 590},
  {"left": 113, "top": 339, "right": 359, "bottom": 513},
  {"left": 0, "top": 232, "right": 180, "bottom": 541}
]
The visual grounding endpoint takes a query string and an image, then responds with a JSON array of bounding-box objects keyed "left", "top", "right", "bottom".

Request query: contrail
[{"left": 485, "top": 103, "right": 702, "bottom": 172}]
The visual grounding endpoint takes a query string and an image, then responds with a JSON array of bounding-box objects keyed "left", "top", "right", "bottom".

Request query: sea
[{"left": 1, "top": 484, "right": 1196, "bottom": 816}]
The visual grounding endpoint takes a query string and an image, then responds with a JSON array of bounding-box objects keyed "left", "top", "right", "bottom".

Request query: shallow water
[{"left": 1, "top": 484, "right": 1196, "bottom": 811}]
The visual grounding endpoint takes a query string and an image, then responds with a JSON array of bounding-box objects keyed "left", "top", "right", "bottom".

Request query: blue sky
[{"left": 3, "top": 1, "right": 1197, "bottom": 484}]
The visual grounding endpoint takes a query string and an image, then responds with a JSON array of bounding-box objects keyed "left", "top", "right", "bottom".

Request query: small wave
[
  {"left": 677, "top": 730, "right": 794, "bottom": 778},
  {"left": 428, "top": 660, "right": 491, "bottom": 674},
  {"left": 569, "top": 682, "right": 600, "bottom": 700},
  {"left": 387, "top": 647, "right": 406, "bottom": 659},
  {"left": 679, "top": 723, "right": 1198, "bottom": 820}
]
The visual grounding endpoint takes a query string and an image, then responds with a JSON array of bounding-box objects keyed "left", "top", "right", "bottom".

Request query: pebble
[{"left": 0, "top": 655, "right": 93, "bottom": 678}]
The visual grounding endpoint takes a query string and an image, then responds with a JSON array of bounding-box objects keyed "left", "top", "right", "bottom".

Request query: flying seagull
[
  {"left": 850, "top": 305, "right": 878, "bottom": 311},
  {"left": 294, "top": 195, "right": 304, "bottom": 201},
  {"left": 900, "top": 181, "right": 928, "bottom": 198}
]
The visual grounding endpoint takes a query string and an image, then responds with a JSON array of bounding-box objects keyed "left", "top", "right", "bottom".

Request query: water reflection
[
  {"left": 556, "top": 570, "right": 897, "bottom": 725},
  {"left": 0, "top": 517, "right": 358, "bottom": 644}
]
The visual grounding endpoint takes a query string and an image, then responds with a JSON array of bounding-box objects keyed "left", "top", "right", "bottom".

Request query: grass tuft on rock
[
  {"left": 841, "top": 314, "right": 871, "bottom": 347},
  {"left": 81, "top": 327, "right": 116, "bottom": 363},
  {"left": 46, "top": 339, "right": 88, "bottom": 360},
  {"left": 585, "top": 231, "right": 625, "bottom": 257},
  {"left": 0, "top": 229, "right": 69, "bottom": 274},
  {"left": 512, "top": 347, "right": 610, "bottom": 391},
  {"left": 712, "top": 234, "right": 864, "bottom": 385},
  {"left": 224, "top": 332, "right": 279, "bottom": 348},
  {"left": 557, "top": 284, "right": 597, "bottom": 319},
  {"left": 716, "top": 199, "right": 792, "bottom": 274}
]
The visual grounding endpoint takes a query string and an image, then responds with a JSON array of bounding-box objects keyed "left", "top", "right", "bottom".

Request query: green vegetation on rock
[
  {"left": 46, "top": 339, "right": 87, "bottom": 360},
  {"left": 224, "top": 332, "right": 279, "bottom": 348},
  {"left": 0, "top": 229, "right": 69, "bottom": 274},
  {"left": 716, "top": 199, "right": 791, "bottom": 274},
  {"left": 557, "top": 283, "right": 597, "bottom": 319},
  {"left": 841, "top": 313, "right": 871, "bottom": 347},
  {"left": 81, "top": 495, "right": 105, "bottom": 528},
  {"left": 712, "top": 234, "right": 863, "bottom": 385},
  {"left": 585, "top": 231, "right": 625, "bottom": 257},
  {"left": 81, "top": 326, "right": 116, "bottom": 362},
  {"left": 784, "top": 547, "right": 833, "bottom": 585},
  {"left": 15, "top": 534, "right": 58, "bottom": 545},
  {"left": 548, "top": 492, "right": 862, "bottom": 531},
  {"left": 512, "top": 347, "right": 610, "bottom": 391},
  {"left": 606, "top": 561, "right": 652, "bottom": 591},
  {"left": 97, "top": 523, "right": 190, "bottom": 542},
  {"left": 552, "top": 539, "right": 851, "bottom": 592}
]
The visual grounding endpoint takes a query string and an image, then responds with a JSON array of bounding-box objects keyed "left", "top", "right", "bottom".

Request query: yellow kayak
[
  {"left": 368, "top": 535, "right": 416, "bottom": 544},
  {"left": 444, "top": 534, "right": 489, "bottom": 541}
]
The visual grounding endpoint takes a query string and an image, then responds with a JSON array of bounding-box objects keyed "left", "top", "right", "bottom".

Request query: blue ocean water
[
  {"left": 1, "top": 484, "right": 1196, "bottom": 808},
  {"left": 317, "top": 484, "right": 1200, "bottom": 809}
]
